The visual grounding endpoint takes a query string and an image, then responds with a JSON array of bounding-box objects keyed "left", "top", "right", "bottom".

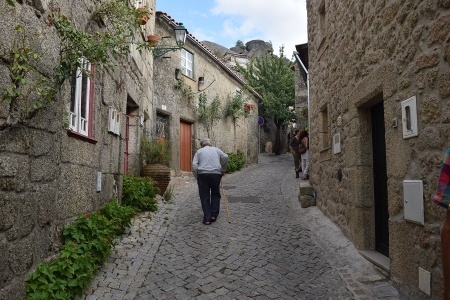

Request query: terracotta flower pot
[
  {"left": 140, "top": 163, "right": 170, "bottom": 195},
  {"left": 136, "top": 7, "right": 149, "bottom": 25},
  {"left": 147, "top": 35, "right": 159, "bottom": 47}
]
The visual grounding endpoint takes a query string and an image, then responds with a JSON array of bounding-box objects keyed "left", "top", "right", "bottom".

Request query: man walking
[{"left": 192, "top": 138, "right": 229, "bottom": 225}]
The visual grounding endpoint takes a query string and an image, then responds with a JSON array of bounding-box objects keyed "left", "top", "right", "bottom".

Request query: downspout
[{"left": 293, "top": 51, "right": 309, "bottom": 134}]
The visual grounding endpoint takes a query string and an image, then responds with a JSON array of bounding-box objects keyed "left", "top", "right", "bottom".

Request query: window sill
[{"left": 67, "top": 130, "right": 98, "bottom": 144}]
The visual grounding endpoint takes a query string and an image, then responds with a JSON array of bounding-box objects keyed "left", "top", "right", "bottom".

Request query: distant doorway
[
  {"left": 371, "top": 100, "right": 389, "bottom": 257},
  {"left": 180, "top": 121, "right": 192, "bottom": 172}
]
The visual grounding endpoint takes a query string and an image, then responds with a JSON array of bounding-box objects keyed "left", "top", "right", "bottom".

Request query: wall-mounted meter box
[
  {"left": 403, "top": 180, "right": 424, "bottom": 225},
  {"left": 333, "top": 132, "right": 341, "bottom": 154},
  {"left": 401, "top": 96, "right": 418, "bottom": 139}
]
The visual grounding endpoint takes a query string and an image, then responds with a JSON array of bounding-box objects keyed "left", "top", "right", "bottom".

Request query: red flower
[{"left": 86, "top": 213, "right": 91, "bottom": 218}]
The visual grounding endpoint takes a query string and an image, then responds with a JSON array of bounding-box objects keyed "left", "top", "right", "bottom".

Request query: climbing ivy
[{"left": 198, "top": 92, "right": 222, "bottom": 139}]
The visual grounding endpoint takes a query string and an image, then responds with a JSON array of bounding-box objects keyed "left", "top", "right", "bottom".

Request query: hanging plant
[
  {"left": 243, "top": 101, "right": 256, "bottom": 114},
  {"left": 301, "top": 107, "right": 308, "bottom": 118}
]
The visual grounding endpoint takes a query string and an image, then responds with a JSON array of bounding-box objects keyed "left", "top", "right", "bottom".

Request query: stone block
[
  {"left": 389, "top": 220, "right": 419, "bottom": 286},
  {"left": 299, "top": 195, "right": 316, "bottom": 208},
  {"left": 439, "top": 71, "right": 450, "bottom": 98},
  {"left": 8, "top": 238, "right": 33, "bottom": 275},
  {"left": 420, "top": 94, "right": 440, "bottom": 123},
  {"left": 31, "top": 131, "right": 56, "bottom": 157},
  {"left": 348, "top": 206, "right": 374, "bottom": 250},
  {"left": 428, "top": 15, "right": 450, "bottom": 45},
  {"left": 415, "top": 53, "right": 440, "bottom": 72},
  {"left": 385, "top": 134, "right": 411, "bottom": 178},
  {"left": 18, "top": 196, "right": 35, "bottom": 238},
  {"left": 0, "top": 127, "right": 30, "bottom": 154},
  {"left": 0, "top": 194, "right": 18, "bottom": 231},
  {"left": 351, "top": 166, "right": 373, "bottom": 208},
  {"left": 30, "top": 157, "right": 58, "bottom": 182},
  {"left": 0, "top": 239, "right": 10, "bottom": 285},
  {"left": 416, "top": 126, "right": 444, "bottom": 151},
  {"left": 0, "top": 154, "right": 19, "bottom": 177},
  {"left": 0, "top": 277, "right": 26, "bottom": 300},
  {"left": 36, "top": 184, "right": 57, "bottom": 227},
  {"left": 56, "top": 164, "right": 96, "bottom": 219}
]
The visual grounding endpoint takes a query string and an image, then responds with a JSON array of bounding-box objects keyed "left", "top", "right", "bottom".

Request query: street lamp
[{"left": 153, "top": 23, "right": 187, "bottom": 58}]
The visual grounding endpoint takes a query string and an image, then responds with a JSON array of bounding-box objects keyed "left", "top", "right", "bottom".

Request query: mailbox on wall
[
  {"left": 401, "top": 96, "right": 418, "bottom": 139},
  {"left": 403, "top": 180, "right": 424, "bottom": 225}
]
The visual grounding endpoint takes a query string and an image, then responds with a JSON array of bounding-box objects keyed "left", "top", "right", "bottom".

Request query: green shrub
[
  {"left": 25, "top": 175, "right": 158, "bottom": 299},
  {"left": 122, "top": 174, "right": 159, "bottom": 211},
  {"left": 163, "top": 185, "right": 173, "bottom": 202},
  {"left": 225, "top": 149, "right": 245, "bottom": 173}
]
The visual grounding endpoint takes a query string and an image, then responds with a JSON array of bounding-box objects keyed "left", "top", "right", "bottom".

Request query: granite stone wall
[
  {"left": 0, "top": 0, "right": 155, "bottom": 297},
  {"left": 307, "top": 0, "right": 449, "bottom": 298}
]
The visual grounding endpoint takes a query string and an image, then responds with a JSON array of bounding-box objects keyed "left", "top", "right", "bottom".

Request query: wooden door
[{"left": 180, "top": 121, "right": 191, "bottom": 172}]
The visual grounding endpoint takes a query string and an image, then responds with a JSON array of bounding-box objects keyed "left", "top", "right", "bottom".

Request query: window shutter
[{"left": 108, "top": 107, "right": 121, "bottom": 135}]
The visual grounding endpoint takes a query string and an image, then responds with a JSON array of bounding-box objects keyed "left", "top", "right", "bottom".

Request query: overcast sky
[{"left": 156, "top": 0, "right": 308, "bottom": 58}]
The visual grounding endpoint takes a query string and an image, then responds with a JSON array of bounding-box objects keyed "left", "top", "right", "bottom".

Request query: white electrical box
[
  {"left": 333, "top": 132, "right": 341, "bottom": 154},
  {"left": 401, "top": 96, "right": 418, "bottom": 139},
  {"left": 403, "top": 180, "right": 424, "bottom": 225},
  {"left": 96, "top": 172, "right": 102, "bottom": 192},
  {"left": 418, "top": 267, "right": 431, "bottom": 296},
  {"left": 108, "top": 107, "right": 121, "bottom": 135}
]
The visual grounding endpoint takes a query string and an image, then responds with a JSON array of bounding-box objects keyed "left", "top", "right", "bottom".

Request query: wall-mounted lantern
[
  {"left": 153, "top": 23, "right": 187, "bottom": 58},
  {"left": 198, "top": 76, "right": 205, "bottom": 91}
]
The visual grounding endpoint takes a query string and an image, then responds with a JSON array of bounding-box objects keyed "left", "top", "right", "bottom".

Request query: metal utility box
[
  {"left": 401, "top": 96, "right": 418, "bottom": 139},
  {"left": 403, "top": 180, "right": 424, "bottom": 225}
]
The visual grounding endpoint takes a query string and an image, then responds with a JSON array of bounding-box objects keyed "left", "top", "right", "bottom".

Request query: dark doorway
[{"left": 371, "top": 100, "right": 389, "bottom": 257}]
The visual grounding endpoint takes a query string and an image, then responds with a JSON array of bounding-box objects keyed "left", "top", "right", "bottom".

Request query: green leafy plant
[
  {"left": 0, "top": 26, "right": 56, "bottom": 122},
  {"left": 25, "top": 198, "right": 141, "bottom": 299},
  {"left": 140, "top": 136, "right": 171, "bottom": 165},
  {"left": 122, "top": 174, "right": 159, "bottom": 211},
  {"left": 163, "top": 185, "right": 173, "bottom": 202},
  {"left": 225, "top": 90, "right": 246, "bottom": 120},
  {"left": 198, "top": 92, "right": 222, "bottom": 139},
  {"left": 174, "top": 77, "right": 194, "bottom": 102},
  {"left": 225, "top": 149, "right": 246, "bottom": 173}
]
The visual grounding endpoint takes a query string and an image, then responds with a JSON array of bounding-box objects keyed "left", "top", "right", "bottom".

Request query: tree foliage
[{"left": 236, "top": 46, "right": 295, "bottom": 154}]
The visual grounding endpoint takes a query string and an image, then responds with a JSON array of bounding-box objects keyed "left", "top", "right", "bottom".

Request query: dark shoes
[
  {"left": 211, "top": 216, "right": 217, "bottom": 222},
  {"left": 203, "top": 221, "right": 211, "bottom": 225},
  {"left": 295, "top": 171, "right": 299, "bottom": 178}
]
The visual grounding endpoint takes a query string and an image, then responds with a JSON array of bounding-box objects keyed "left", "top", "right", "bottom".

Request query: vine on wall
[{"left": 0, "top": 1, "right": 153, "bottom": 129}]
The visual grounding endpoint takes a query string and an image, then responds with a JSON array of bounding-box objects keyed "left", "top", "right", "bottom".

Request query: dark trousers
[{"left": 197, "top": 173, "right": 222, "bottom": 222}]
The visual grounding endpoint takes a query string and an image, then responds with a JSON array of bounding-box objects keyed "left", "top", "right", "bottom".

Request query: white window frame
[
  {"left": 69, "top": 57, "right": 92, "bottom": 137},
  {"left": 181, "top": 49, "right": 194, "bottom": 78}
]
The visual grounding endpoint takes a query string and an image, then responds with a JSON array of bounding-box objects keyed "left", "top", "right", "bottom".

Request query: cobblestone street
[{"left": 85, "top": 154, "right": 400, "bottom": 300}]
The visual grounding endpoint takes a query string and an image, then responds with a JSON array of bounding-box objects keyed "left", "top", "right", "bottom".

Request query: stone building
[
  {"left": 0, "top": 0, "right": 156, "bottom": 297},
  {"left": 151, "top": 12, "right": 260, "bottom": 174},
  {"left": 306, "top": 0, "right": 450, "bottom": 298}
]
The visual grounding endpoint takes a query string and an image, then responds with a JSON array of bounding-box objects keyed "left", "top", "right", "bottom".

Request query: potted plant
[
  {"left": 147, "top": 34, "right": 159, "bottom": 47},
  {"left": 136, "top": 7, "right": 151, "bottom": 25},
  {"left": 140, "top": 136, "right": 171, "bottom": 195}
]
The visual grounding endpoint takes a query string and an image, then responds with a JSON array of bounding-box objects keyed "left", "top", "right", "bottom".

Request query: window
[
  {"left": 69, "top": 57, "right": 94, "bottom": 137},
  {"left": 181, "top": 49, "right": 193, "bottom": 78}
]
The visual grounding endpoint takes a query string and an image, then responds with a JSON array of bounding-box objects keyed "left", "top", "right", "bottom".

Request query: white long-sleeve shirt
[{"left": 192, "top": 146, "right": 229, "bottom": 178}]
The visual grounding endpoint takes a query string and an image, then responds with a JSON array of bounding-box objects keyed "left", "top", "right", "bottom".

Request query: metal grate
[{"left": 226, "top": 196, "right": 261, "bottom": 203}]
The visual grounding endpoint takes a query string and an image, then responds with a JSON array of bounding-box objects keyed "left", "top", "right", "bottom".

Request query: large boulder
[
  {"left": 246, "top": 40, "right": 273, "bottom": 57},
  {"left": 200, "top": 41, "right": 229, "bottom": 58}
]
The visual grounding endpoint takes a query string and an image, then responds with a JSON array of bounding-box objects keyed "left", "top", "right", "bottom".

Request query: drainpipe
[{"left": 293, "top": 51, "right": 309, "bottom": 134}]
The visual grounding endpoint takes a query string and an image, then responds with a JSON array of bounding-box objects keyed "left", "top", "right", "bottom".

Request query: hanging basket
[{"left": 140, "top": 163, "right": 171, "bottom": 195}]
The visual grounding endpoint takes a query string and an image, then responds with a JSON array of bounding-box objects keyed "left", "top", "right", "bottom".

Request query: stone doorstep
[
  {"left": 358, "top": 250, "right": 390, "bottom": 274},
  {"left": 299, "top": 180, "right": 316, "bottom": 208}
]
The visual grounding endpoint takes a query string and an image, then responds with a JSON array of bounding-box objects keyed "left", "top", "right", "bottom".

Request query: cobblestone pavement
[{"left": 85, "top": 154, "right": 400, "bottom": 300}]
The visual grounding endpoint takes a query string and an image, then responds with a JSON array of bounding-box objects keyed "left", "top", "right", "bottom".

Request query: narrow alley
[{"left": 85, "top": 154, "right": 399, "bottom": 300}]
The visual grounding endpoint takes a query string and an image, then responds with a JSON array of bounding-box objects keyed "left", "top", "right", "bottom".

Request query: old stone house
[
  {"left": 306, "top": 0, "right": 450, "bottom": 298},
  {"left": 151, "top": 12, "right": 260, "bottom": 174},
  {"left": 0, "top": 0, "right": 157, "bottom": 297}
]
